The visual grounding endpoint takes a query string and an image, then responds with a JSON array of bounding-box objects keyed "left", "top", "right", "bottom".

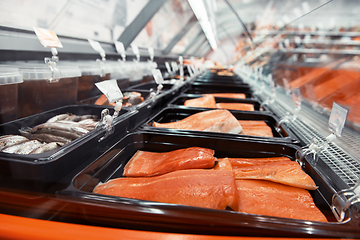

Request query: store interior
[{"left": 0, "top": 0, "right": 359, "bottom": 239}]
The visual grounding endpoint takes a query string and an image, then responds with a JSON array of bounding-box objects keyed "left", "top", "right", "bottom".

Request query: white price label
[
  {"left": 148, "top": 47, "right": 154, "bottom": 61},
  {"left": 88, "top": 39, "right": 106, "bottom": 58},
  {"left": 131, "top": 44, "right": 140, "bottom": 60},
  {"left": 34, "top": 27, "right": 63, "bottom": 48},
  {"left": 329, "top": 102, "right": 348, "bottom": 137},
  {"left": 171, "top": 62, "right": 178, "bottom": 72},
  {"left": 165, "top": 62, "right": 171, "bottom": 73},
  {"left": 291, "top": 88, "right": 301, "bottom": 108},
  {"left": 151, "top": 69, "right": 164, "bottom": 85},
  {"left": 115, "top": 41, "right": 126, "bottom": 60},
  {"left": 95, "top": 79, "right": 123, "bottom": 103}
]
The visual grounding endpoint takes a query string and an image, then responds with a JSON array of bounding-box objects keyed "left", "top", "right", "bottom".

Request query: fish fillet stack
[
  {"left": 184, "top": 95, "right": 254, "bottom": 111},
  {"left": 153, "top": 109, "right": 273, "bottom": 137},
  {"left": 93, "top": 147, "right": 328, "bottom": 222},
  {"left": 0, "top": 113, "right": 98, "bottom": 154}
]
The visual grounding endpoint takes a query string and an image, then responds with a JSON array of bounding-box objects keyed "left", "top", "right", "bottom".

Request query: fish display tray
[
  {"left": 168, "top": 94, "right": 264, "bottom": 111},
  {"left": 57, "top": 131, "right": 357, "bottom": 238},
  {"left": 140, "top": 106, "right": 299, "bottom": 144},
  {"left": 0, "top": 105, "right": 136, "bottom": 185},
  {"left": 184, "top": 82, "right": 253, "bottom": 98},
  {"left": 194, "top": 76, "right": 246, "bottom": 84},
  {"left": 126, "top": 82, "right": 177, "bottom": 92}
]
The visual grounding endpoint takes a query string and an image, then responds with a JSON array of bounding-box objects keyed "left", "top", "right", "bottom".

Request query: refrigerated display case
[{"left": 0, "top": 0, "right": 359, "bottom": 239}]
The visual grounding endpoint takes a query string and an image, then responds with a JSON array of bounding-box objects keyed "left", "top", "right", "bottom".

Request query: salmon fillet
[
  {"left": 213, "top": 158, "right": 233, "bottom": 171},
  {"left": 153, "top": 109, "right": 243, "bottom": 134},
  {"left": 236, "top": 180, "right": 327, "bottom": 222},
  {"left": 204, "top": 93, "right": 246, "bottom": 99},
  {"left": 238, "top": 120, "right": 273, "bottom": 137},
  {"left": 231, "top": 159, "right": 317, "bottom": 190},
  {"left": 226, "top": 157, "right": 291, "bottom": 168},
  {"left": 184, "top": 95, "right": 217, "bottom": 108},
  {"left": 94, "top": 169, "right": 239, "bottom": 211},
  {"left": 216, "top": 103, "right": 254, "bottom": 111},
  {"left": 123, "top": 147, "right": 216, "bottom": 177}
]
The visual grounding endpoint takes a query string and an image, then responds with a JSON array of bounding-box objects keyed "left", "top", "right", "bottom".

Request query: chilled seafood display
[
  {"left": 204, "top": 93, "right": 246, "bottom": 99},
  {"left": 93, "top": 148, "right": 325, "bottom": 222},
  {"left": 123, "top": 147, "right": 216, "bottom": 177},
  {"left": 0, "top": 113, "right": 98, "bottom": 154}
]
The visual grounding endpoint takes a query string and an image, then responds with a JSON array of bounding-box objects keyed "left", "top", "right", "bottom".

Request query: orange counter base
[{"left": 0, "top": 213, "right": 355, "bottom": 240}]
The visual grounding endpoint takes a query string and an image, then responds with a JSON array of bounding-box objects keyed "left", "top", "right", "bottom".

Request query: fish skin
[
  {"left": 30, "top": 142, "right": 60, "bottom": 154},
  {"left": 216, "top": 103, "right": 254, "bottom": 111},
  {"left": 20, "top": 129, "right": 72, "bottom": 144},
  {"left": 0, "top": 135, "right": 29, "bottom": 151},
  {"left": 231, "top": 159, "right": 317, "bottom": 190},
  {"left": 94, "top": 169, "right": 239, "bottom": 211},
  {"left": 3, "top": 140, "right": 43, "bottom": 154},
  {"left": 236, "top": 179, "right": 327, "bottom": 222},
  {"left": 1, "top": 140, "right": 30, "bottom": 153},
  {"left": 184, "top": 95, "right": 217, "bottom": 108},
  {"left": 123, "top": 147, "right": 216, "bottom": 177},
  {"left": 153, "top": 109, "right": 243, "bottom": 134}
]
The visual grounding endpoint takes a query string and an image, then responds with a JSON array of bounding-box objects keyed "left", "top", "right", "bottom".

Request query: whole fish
[
  {"left": 2, "top": 140, "right": 42, "bottom": 154},
  {"left": 31, "top": 122, "right": 89, "bottom": 136},
  {"left": 35, "top": 128, "right": 81, "bottom": 140},
  {"left": 20, "top": 129, "right": 72, "bottom": 144},
  {"left": 0, "top": 135, "right": 29, "bottom": 151},
  {"left": 30, "top": 142, "right": 61, "bottom": 154},
  {"left": 46, "top": 113, "right": 71, "bottom": 123}
]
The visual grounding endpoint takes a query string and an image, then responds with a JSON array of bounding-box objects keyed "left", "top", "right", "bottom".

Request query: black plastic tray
[
  {"left": 169, "top": 94, "right": 263, "bottom": 111},
  {"left": 57, "top": 131, "right": 357, "bottom": 238},
  {"left": 126, "top": 82, "right": 175, "bottom": 92},
  {"left": 194, "top": 75, "right": 246, "bottom": 84},
  {"left": 0, "top": 105, "right": 136, "bottom": 184},
  {"left": 184, "top": 82, "right": 253, "bottom": 98},
  {"left": 141, "top": 106, "right": 299, "bottom": 144}
]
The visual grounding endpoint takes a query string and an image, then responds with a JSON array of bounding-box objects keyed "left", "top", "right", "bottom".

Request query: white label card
[
  {"left": 291, "top": 88, "right": 301, "bottom": 107},
  {"left": 34, "top": 27, "right": 63, "bottom": 48},
  {"left": 115, "top": 41, "right": 126, "bottom": 57},
  {"left": 131, "top": 44, "right": 140, "bottom": 57},
  {"left": 165, "top": 62, "right": 172, "bottom": 73},
  {"left": 88, "top": 39, "right": 106, "bottom": 57},
  {"left": 152, "top": 69, "right": 164, "bottom": 85},
  {"left": 328, "top": 102, "right": 348, "bottom": 137},
  {"left": 95, "top": 79, "right": 123, "bottom": 103},
  {"left": 171, "top": 62, "right": 178, "bottom": 72}
]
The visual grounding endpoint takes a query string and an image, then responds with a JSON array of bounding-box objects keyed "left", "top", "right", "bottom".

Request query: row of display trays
[{"left": 0, "top": 70, "right": 358, "bottom": 238}]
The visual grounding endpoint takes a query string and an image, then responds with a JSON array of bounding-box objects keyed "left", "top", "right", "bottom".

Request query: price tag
[
  {"left": 151, "top": 69, "right": 164, "bottom": 85},
  {"left": 291, "top": 88, "right": 301, "bottom": 108},
  {"left": 187, "top": 65, "right": 194, "bottom": 77},
  {"left": 165, "top": 62, "right": 172, "bottom": 73},
  {"left": 328, "top": 102, "right": 348, "bottom": 137},
  {"left": 171, "top": 62, "right": 178, "bottom": 72},
  {"left": 131, "top": 44, "right": 140, "bottom": 61},
  {"left": 115, "top": 41, "right": 126, "bottom": 61},
  {"left": 34, "top": 27, "right": 63, "bottom": 48},
  {"left": 148, "top": 47, "right": 154, "bottom": 61},
  {"left": 95, "top": 79, "right": 123, "bottom": 103},
  {"left": 88, "top": 39, "right": 106, "bottom": 58}
]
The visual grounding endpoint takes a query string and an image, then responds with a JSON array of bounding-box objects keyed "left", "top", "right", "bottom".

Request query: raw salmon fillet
[
  {"left": 236, "top": 180, "right": 327, "bottom": 222},
  {"left": 123, "top": 147, "right": 216, "bottom": 177},
  {"left": 231, "top": 158, "right": 317, "bottom": 190},
  {"left": 153, "top": 109, "right": 243, "bottom": 134},
  {"left": 204, "top": 93, "right": 246, "bottom": 99},
  {"left": 216, "top": 103, "right": 254, "bottom": 111},
  {"left": 238, "top": 120, "right": 273, "bottom": 137},
  {"left": 213, "top": 158, "right": 233, "bottom": 171},
  {"left": 226, "top": 156, "right": 290, "bottom": 168},
  {"left": 94, "top": 169, "right": 239, "bottom": 211},
  {"left": 184, "top": 95, "right": 217, "bottom": 108}
]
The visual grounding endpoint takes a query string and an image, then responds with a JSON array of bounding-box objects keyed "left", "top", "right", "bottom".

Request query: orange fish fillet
[
  {"left": 216, "top": 103, "right": 254, "bottom": 111},
  {"left": 231, "top": 159, "right": 317, "bottom": 190},
  {"left": 238, "top": 120, "right": 273, "bottom": 137},
  {"left": 94, "top": 169, "right": 239, "bottom": 211},
  {"left": 204, "top": 93, "right": 246, "bottom": 99},
  {"left": 123, "top": 147, "right": 216, "bottom": 177},
  {"left": 236, "top": 180, "right": 327, "bottom": 222},
  {"left": 226, "top": 157, "right": 290, "bottom": 168},
  {"left": 213, "top": 158, "right": 233, "bottom": 171},
  {"left": 153, "top": 109, "right": 243, "bottom": 134},
  {"left": 184, "top": 95, "right": 217, "bottom": 108}
]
